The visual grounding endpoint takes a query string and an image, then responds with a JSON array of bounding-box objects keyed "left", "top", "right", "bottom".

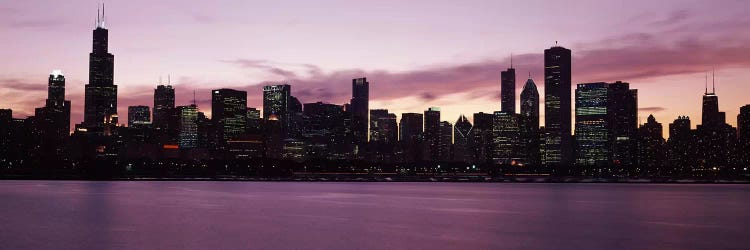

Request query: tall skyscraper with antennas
[
  {"left": 83, "top": 5, "right": 117, "bottom": 130},
  {"left": 543, "top": 44, "right": 572, "bottom": 168},
  {"left": 500, "top": 58, "right": 516, "bottom": 113}
]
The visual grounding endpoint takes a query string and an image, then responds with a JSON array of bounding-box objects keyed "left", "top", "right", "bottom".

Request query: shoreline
[{"left": 2, "top": 175, "right": 749, "bottom": 184}]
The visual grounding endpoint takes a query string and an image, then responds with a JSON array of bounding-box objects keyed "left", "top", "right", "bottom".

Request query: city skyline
[{"left": 2, "top": 1, "right": 750, "bottom": 140}]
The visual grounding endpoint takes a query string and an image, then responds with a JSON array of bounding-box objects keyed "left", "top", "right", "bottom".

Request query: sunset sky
[{"left": 2, "top": 0, "right": 749, "bottom": 138}]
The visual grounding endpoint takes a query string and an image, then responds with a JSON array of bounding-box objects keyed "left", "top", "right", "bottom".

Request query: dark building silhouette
[
  {"left": 127, "top": 105, "right": 150, "bottom": 127},
  {"left": 471, "top": 112, "right": 494, "bottom": 163},
  {"left": 543, "top": 45, "right": 572, "bottom": 168},
  {"left": 212, "top": 89, "right": 247, "bottom": 145},
  {"left": 153, "top": 84, "right": 175, "bottom": 129},
  {"left": 668, "top": 116, "right": 695, "bottom": 175},
  {"left": 303, "top": 102, "right": 348, "bottom": 159},
  {"left": 246, "top": 107, "right": 262, "bottom": 134},
  {"left": 520, "top": 76, "right": 540, "bottom": 166},
  {"left": 453, "top": 115, "right": 473, "bottom": 163},
  {"left": 287, "top": 96, "right": 304, "bottom": 139},
  {"left": 263, "top": 84, "right": 291, "bottom": 137},
  {"left": 739, "top": 105, "right": 750, "bottom": 167},
  {"left": 492, "top": 111, "right": 521, "bottom": 164},
  {"left": 501, "top": 66, "right": 516, "bottom": 113},
  {"left": 608, "top": 81, "right": 638, "bottom": 172},
  {"left": 399, "top": 113, "right": 423, "bottom": 162},
  {"left": 695, "top": 79, "right": 736, "bottom": 174},
  {"left": 370, "top": 109, "right": 397, "bottom": 143},
  {"left": 439, "top": 121, "right": 453, "bottom": 161},
  {"left": 0, "top": 109, "right": 12, "bottom": 164},
  {"left": 351, "top": 78, "right": 369, "bottom": 145},
  {"left": 638, "top": 114, "right": 667, "bottom": 175},
  {"left": 424, "top": 107, "right": 441, "bottom": 161},
  {"left": 30, "top": 71, "right": 72, "bottom": 159},
  {"left": 83, "top": 10, "right": 117, "bottom": 130}
]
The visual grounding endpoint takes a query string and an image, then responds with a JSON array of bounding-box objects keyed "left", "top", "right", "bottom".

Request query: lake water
[{"left": 0, "top": 181, "right": 748, "bottom": 249}]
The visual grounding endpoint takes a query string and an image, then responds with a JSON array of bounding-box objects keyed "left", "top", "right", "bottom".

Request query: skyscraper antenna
[
  {"left": 712, "top": 67, "right": 716, "bottom": 94},
  {"left": 97, "top": 4, "right": 100, "bottom": 27},
  {"left": 705, "top": 72, "right": 708, "bottom": 94},
  {"left": 555, "top": 41, "right": 558, "bottom": 46},
  {"left": 510, "top": 53, "right": 513, "bottom": 68},
  {"left": 528, "top": 72, "right": 531, "bottom": 79},
  {"left": 102, "top": 3, "right": 105, "bottom": 27},
  {"left": 168, "top": 74, "right": 171, "bottom": 85},
  {"left": 193, "top": 90, "right": 197, "bottom": 106}
]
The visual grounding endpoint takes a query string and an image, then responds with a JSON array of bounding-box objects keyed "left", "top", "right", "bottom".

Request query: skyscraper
[
  {"left": 575, "top": 82, "right": 611, "bottom": 168},
  {"left": 246, "top": 107, "right": 262, "bottom": 134},
  {"left": 520, "top": 76, "right": 540, "bottom": 166},
  {"left": 33, "top": 70, "right": 72, "bottom": 158},
  {"left": 439, "top": 121, "right": 453, "bottom": 161},
  {"left": 153, "top": 84, "right": 175, "bottom": 129},
  {"left": 127, "top": 106, "right": 150, "bottom": 127},
  {"left": 370, "top": 109, "right": 397, "bottom": 143},
  {"left": 543, "top": 45, "right": 572, "bottom": 167},
  {"left": 83, "top": 8, "right": 117, "bottom": 130},
  {"left": 638, "top": 115, "right": 666, "bottom": 175},
  {"left": 453, "top": 115, "right": 473, "bottom": 163},
  {"left": 492, "top": 111, "right": 521, "bottom": 164},
  {"left": 609, "top": 81, "right": 638, "bottom": 171},
  {"left": 178, "top": 105, "right": 198, "bottom": 149},
  {"left": 739, "top": 105, "right": 750, "bottom": 167},
  {"left": 471, "top": 112, "right": 494, "bottom": 163},
  {"left": 501, "top": 66, "right": 516, "bottom": 113},
  {"left": 424, "top": 107, "right": 441, "bottom": 161},
  {"left": 351, "top": 78, "right": 369, "bottom": 144},
  {"left": 212, "top": 89, "right": 247, "bottom": 144},
  {"left": 399, "top": 113, "right": 423, "bottom": 143},
  {"left": 263, "top": 84, "right": 291, "bottom": 136},
  {"left": 668, "top": 116, "right": 694, "bottom": 175}
]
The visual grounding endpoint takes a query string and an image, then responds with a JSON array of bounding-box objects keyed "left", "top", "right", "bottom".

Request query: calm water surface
[{"left": 0, "top": 181, "right": 748, "bottom": 249}]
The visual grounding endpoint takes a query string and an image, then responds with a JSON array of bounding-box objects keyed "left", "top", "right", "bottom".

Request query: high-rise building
[
  {"left": 492, "top": 111, "right": 521, "bottom": 164},
  {"left": 668, "top": 116, "right": 695, "bottom": 175},
  {"left": 212, "top": 89, "right": 247, "bottom": 144},
  {"left": 246, "top": 107, "right": 262, "bottom": 133},
  {"left": 471, "top": 112, "right": 494, "bottom": 163},
  {"left": 453, "top": 115, "right": 473, "bottom": 163},
  {"left": 370, "top": 109, "right": 397, "bottom": 143},
  {"left": 351, "top": 78, "right": 369, "bottom": 144},
  {"left": 638, "top": 115, "right": 666, "bottom": 175},
  {"left": 609, "top": 81, "right": 638, "bottom": 170},
  {"left": 740, "top": 105, "right": 750, "bottom": 143},
  {"left": 153, "top": 84, "right": 175, "bottom": 129},
  {"left": 739, "top": 105, "right": 750, "bottom": 167},
  {"left": 701, "top": 77, "right": 723, "bottom": 128},
  {"left": 287, "top": 96, "right": 304, "bottom": 139},
  {"left": 439, "top": 121, "right": 453, "bottom": 161},
  {"left": 303, "top": 102, "right": 347, "bottom": 159},
  {"left": 520, "top": 76, "right": 540, "bottom": 166},
  {"left": 501, "top": 66, "right": 516, "bottom": 113},
  {"left": 34, "top": 70, "right": 72, "bottom": 158},
  {"left": 399, "top": 113, "right": 423, "bottom": 143},
  {"left": 127, "top": 105, "right": 150, "bottom": 127},
  {"left": 424, "top": 107, "right": 441, "bottom": 161},
  {"left": 696, "top": 79, "right": 735, "bottom": 173},
  {"left": 543, "top": 45, "right": 572, "bottom": 167},
  {"left": 575, "top": 82, "right": 611, "bottom": 167},
  {"left": 83, "top": 9, "right": 117, "bottom": 130},
  {"left": 178, "top": 105, "right": 198, "bottom": 149},
  {"left": 263, "top": 84, "right": 291, "bottom": 136}
]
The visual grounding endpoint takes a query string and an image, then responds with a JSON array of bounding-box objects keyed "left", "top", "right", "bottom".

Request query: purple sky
[{"left": 2, "top": 0, "right": 750, "bottom": 138}]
